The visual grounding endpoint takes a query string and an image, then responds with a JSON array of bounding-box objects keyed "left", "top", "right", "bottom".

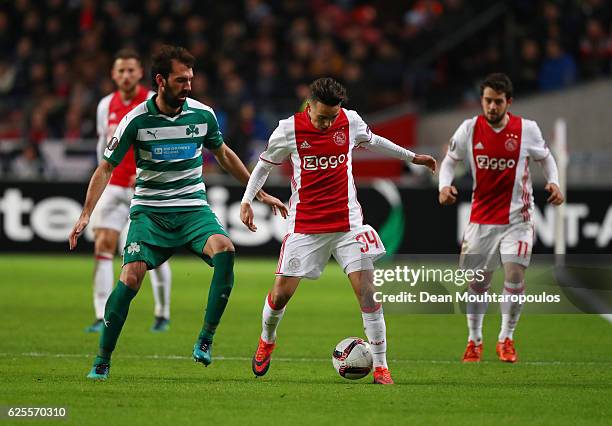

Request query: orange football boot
[
  {"left": 496, "top": 338, "right": 518, "bottom": 363},
  {"left": 252, "top": 337, "right": 276, "bottom": 376},
  {"left": 462, "top": 340, "right": 483, "bottom": 362},
  {"left": 373, "top": 367, "right": 394, "bottom": 385}
]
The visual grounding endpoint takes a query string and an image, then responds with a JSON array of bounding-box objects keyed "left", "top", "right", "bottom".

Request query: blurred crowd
[{"left": 0, "top": 0, "right": 610, "bottom": 177}]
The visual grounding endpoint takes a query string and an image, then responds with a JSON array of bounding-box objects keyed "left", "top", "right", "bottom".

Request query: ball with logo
[{"left": 332, "top": 337, "right": 373, "bottom": 380}]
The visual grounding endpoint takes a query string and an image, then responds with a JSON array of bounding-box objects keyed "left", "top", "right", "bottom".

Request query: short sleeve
[
  {"left": 103, "top": 116, "right": 136, "bottom": 167},
  {"left": 523, "top": 120, "right": 551, "bottom": 161},
  {"left": 259, "top": 123, "right": 290, "bottom": 165},
  {"left": 348, "top": 110, "right": 373, "bottom": 146},
  {"left": 447, "top": 119, "right": 470, "bottom": 161},
  {"left": 202, "top": 109, "right": 224, "bottom": 150}
]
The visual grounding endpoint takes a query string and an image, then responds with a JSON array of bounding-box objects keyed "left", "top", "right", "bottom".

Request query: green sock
[
  {"left": 97, "top": 281, "right": 138, "bottom": 362},
  {"left": 198, "top": 251, "right": 235, "bottom": 342}
]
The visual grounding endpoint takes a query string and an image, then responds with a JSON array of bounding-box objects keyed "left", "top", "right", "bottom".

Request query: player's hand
[
  {"left": 69, "top": 214, "right": 89, "bottom": 250},
  {"left": 256, "top": 190, "right": 288, "bottom": 219},
  {"left": 413, "top": 154, "right": 437, "bottom": 174},
  {"left": 240, "top": 202, "right": 257, "bottom": 232},
  {"left": 545, "top": 183, "right": 564, "bottom": 205},
  {"left": 439, "top": 186, "right": 458, "bottom": 205}
]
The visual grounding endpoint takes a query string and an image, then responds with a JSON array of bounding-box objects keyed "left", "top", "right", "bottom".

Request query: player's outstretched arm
[
  {"left": 68, "top": 160, "right": 114, "bottom": 250},
  {"left": 438, "top": 155, "right": 459, "bottom": 205},
  {"left": 361, "top": 134, "right": 436, "bottom": 173}
]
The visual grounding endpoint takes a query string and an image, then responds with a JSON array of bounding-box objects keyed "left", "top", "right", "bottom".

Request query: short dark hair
[
  {"left": 480, "top": 73, "right": 513, "bottom": 99},
  {"left": 151, "top": 45, "right": 195, "bottom": 89},
  {"left": 309, "top": 77, "right": 347, "bottom": 106},
  {"left": 114, "top": 48, "right": 142, "bottom": 64}
]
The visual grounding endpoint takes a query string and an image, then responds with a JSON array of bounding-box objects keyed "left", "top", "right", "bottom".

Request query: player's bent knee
[
  {"left": 94, "top": 229, "right": 119, "bottom": 255},
  {"left": 119, "top": 262, "right": 147, "bottom": 290},
  {"left": 504, "top": 263, "right": 525, "bottom": 284},
  {"left": 205, "top": 235, "right": 235, "bottom": 257}
]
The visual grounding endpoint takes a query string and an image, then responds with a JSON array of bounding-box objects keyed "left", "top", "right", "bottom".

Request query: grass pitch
[{"left": 0, "top": 255, "right": 610, "bottom": 425}]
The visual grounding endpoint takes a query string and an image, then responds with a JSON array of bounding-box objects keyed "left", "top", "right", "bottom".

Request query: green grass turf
[{"left": 0, "top": 255, "right": 610, "bottom": 425}]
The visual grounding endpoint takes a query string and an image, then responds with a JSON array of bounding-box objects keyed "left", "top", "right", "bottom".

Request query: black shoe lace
[
  {"left": 95, "top": 363, "right": 109, "bottom": 374},
  {"left": 198, "top": 340, "right": 211, "bottom": 352}
]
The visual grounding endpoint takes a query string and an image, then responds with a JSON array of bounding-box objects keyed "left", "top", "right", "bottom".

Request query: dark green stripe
[
  {"left": 133, "top": 190, "right": 208, "bottom": 201},
  {"left": 137, "top": 157, "right": 202, "bottom": 172},
  {"left": 136, "top": 177, "right": 202, "bottom": 190}
]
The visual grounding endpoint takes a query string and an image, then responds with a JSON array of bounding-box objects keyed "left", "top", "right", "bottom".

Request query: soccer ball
[{"left": 332, "top": 337, "right": 373, "bottom": 380}]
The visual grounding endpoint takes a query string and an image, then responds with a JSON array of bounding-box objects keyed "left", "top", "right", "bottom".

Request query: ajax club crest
[{"left": 333, "top": 130, "right": 346, "bottom": 146}]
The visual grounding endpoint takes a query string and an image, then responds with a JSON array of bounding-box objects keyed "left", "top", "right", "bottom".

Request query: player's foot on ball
[
  {"left": 373, "top": 367, "right": 394, "bottom": 385},
  {"left": 87, "top": 362, "right": 110, "bottom": 380},
  {"left": 150, "top": 316, "right": 170, "bottom": 332},
  {"left": 84, "top": 319, "right": 104, "bottom": 333},
  {"left": 192, "top": 339, "right": 213, "bottom": 366},
  {"left": 496, "top": 338, "right": 518, "bottom": 363},
  {"left": 252, "top": 337, "right": 276, "bottom": 377},
  {"left": 462, "top": 340, "right": 483, "bottom": 362}
]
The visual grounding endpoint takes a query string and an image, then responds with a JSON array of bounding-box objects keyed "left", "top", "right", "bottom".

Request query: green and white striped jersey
[{"left": 103, "top": 95, "right": 223, "bottom": 213}]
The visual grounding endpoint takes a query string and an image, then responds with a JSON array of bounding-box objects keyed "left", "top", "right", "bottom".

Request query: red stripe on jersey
[
  {"left": 108, "top": 86, "right": 150, "bottom": 187},
  {"left": 260, "top": 155, "right": 282, "bottom": 166},
  {"left": 276, "top": 233, "right": 291, "bottom": 274},
  {"left": 293, "top": 109, "right": 351, "bottom": 233},
  {"left": 470, "top": 114, "right": 522, "bottom": 225},
  {"left": 520, "top": 158, "right": 531, "bottom": 222}
]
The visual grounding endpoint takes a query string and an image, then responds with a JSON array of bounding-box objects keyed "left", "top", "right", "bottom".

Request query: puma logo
[{"left": 146, "top": 130, "right": 158, "bottom": 139}]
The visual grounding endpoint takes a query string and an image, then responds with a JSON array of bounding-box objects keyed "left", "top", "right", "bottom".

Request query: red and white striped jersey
[
  {"left": 260, "top": 108, "right": 373, "bottom": 234},
  {"left": 96, "top": 86, "right": 153, "bottom": 187},
  {"left": 448, "top": 113, "right": 551, "bottom": 225}
]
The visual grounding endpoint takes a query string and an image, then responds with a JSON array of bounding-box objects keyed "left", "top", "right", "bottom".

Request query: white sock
[
  {"left": 466, "top": 281, "right": 490, "bottom": 344},
  {"left": 93, "top": 253, "right": 114, "bottom": 319},
  {"left": 362, "top": 305, "right": 388, "bottom": 369},
  {"left": 499, "top": 281, "right": 525, "bottom": 342},
  {"left": 150, "top": 261, "right": 172, "bottom": 319},
  {"left": 261, "top": 294, "right": 285, "bottom": 343}
]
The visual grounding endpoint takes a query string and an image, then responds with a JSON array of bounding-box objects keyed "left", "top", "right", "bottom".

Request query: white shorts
[
  {"left": 90, "top": 184, "right": 133, "bottom": 233},
  {"left": 460, "top": 222, "right": 534, "bottom": 271},
  {"left": 276, "top": 225, "right": 387, "bottom": 279}
]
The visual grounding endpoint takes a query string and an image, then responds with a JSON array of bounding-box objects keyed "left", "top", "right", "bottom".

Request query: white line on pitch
[{"left": 0, "top": 352, "right": 610, "bottom": 366}]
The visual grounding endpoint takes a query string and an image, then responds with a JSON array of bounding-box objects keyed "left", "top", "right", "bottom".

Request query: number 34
[{"left": 356, "top": 231, "right": 379, "bottom": 253}]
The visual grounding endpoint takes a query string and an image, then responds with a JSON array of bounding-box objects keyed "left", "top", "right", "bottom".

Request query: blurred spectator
[
  {"left": 514, "top": 39, "right": 542, "bottom": 94},
  {"left": 10, "top": 143, "right": 48, "bottom": 180},
  {"left": 539, "top": 39, "right": 578, "bottom": 91},
  {"left": 579, "top": 18, "right": 612, "bottom": 78},
  {"left": 0, "top": 0, "right": 609, "bottom": 174}
]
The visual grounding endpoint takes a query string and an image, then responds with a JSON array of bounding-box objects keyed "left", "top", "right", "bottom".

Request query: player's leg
[
  {"left": 87, "top": 209, "right": 171, "bottom": 379},
  {"left": 253, "top": 232, "right": 329, "bottom": 376},
  {"left": 346, "top": 264, "right": 393, "bottom": 385},
  {"left": 497, "top": 223, "right": 533, "bottom": 363},
  {"left": 463, "top": 272, "right": 493, "bottom": 362},
  {"left": 87, "top": 228, "right": 119, "bottom": 332},
  {"left": 253, "top": 275, "right": 301, "bottom": 376},
  {"left": 149, "top": 261, "right": 172, "bottom": 332},
  {"left": 87, "top": 260, "right": 147, "bottom": 380},
  {"left": 87, "top": 185, "right": 130, "bottom": 333},
  {"left": 334, "top": 225, "right": 392, "bottom": 384},
  {"left": 459, "top": 223, "right": 500, "bottom": 362},
  {"left": 191, "top": 234, "right": 235, "bottom": 365}
]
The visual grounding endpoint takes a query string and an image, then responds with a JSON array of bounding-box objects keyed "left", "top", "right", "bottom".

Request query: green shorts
[{"left": 122, "top": 206, "right": 229, "bottom": 269}]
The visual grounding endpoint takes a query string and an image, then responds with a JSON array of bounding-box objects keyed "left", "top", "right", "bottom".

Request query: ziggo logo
[
  {"left": 302, "top": 154, "right": 347, "bottom": 170},
  {"left": 476, "top": 155, "right": 516, "bottom": 171}
]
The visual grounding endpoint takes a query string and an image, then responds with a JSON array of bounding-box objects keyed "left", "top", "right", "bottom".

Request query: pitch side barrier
[{"left": 0, "top": 181, "right": 610, "bottom": 255}]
